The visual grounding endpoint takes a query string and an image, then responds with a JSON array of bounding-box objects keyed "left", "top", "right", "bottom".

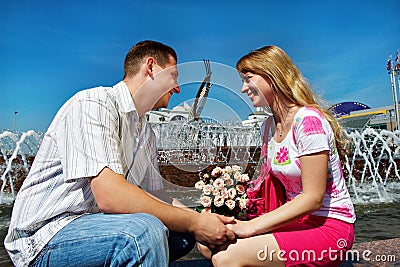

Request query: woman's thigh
[
  {"left": 272, "top": 216, "right": 354, "bottom": 266},
  {"left": 30, "top": 213, "right": 169, "bottom": 267},
  {"left": 212, "top": 233, "right": 285, "bottom": 267}
]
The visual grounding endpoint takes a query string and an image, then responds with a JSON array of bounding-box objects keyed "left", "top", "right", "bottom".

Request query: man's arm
[
  {"left": 146, "top": 189, "right": 194, "bottom": 212},
  {"left": 89, "top": 167, "right": 235, "bottom": 247}
]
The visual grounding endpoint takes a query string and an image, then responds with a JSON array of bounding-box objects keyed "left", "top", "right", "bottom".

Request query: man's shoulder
[
  {"left": 51, "top": 86, "right": 116, "bottom": 124},
  {"left": 75, "top": 86, "right": 113, "bottom": 102}
]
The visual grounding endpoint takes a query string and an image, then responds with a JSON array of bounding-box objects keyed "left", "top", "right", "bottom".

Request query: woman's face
[{"left": 240, "top": 72, "right": 273, "bottom": 107}]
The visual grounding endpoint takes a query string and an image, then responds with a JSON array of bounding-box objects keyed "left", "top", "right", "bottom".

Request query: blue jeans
[{"left": 30, "top": 213, "right": 169, "bottom": 267}]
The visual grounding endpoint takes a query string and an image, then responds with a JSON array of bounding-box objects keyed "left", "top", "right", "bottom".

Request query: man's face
[{"left": 152, "top": 56, "right": 180, "bottom": 109}]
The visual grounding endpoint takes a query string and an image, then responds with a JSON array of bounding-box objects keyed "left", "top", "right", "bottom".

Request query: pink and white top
[{"left": 267, "top": 106, "right": 356, "bottom": 223}]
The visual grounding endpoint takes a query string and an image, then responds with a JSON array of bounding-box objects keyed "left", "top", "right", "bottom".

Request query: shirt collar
[{"left": 111, "top": 81, "right": 137, "bottom": 114}]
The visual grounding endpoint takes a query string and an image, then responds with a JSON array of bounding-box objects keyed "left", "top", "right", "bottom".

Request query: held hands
[
  {"left": 192, "top": 212, "right": 236, "bottom": 248},
  {"left": 196, "top": 217, "right": 254, "bottom": 259},
  {"left": 225, "top": 219, "right": 254, "bottom": 238},
  {"left": 201, "top": 208, "right": 255, "bottom": 239}
]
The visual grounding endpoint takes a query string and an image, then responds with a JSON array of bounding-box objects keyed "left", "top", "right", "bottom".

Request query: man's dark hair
[{"left": 123, "top": 40, "right": 177, "bottom": 78}]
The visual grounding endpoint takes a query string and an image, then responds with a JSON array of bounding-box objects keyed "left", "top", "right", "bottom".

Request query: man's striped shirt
[{"left": 5, "top": 81, "right": 163, "bottom": 266}]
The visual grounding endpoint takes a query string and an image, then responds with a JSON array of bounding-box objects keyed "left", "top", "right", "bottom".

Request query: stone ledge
[{"left": 340, "top": 238, "right": 399, "bottom": 266}]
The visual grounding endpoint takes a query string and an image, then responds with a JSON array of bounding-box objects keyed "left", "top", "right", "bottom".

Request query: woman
[{"left": 199, "top": 46, "right": 356, "bottom": 267}]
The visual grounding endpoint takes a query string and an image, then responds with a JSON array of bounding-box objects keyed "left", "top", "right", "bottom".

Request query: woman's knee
[{"left": 212, "top": 250, "right": 239, "bottom": 267}]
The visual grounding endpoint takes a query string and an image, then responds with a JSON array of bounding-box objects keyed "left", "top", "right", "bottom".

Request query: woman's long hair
[{"left": 236, "top": 45, "right": 348, "bottom": 157}]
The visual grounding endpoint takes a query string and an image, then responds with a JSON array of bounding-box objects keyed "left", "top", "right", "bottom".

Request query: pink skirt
[{"left": 272, "top": 215, "right": 354, "bottom": 267}]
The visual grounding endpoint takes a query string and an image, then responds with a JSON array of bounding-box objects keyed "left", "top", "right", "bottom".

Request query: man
[{"left": 5, "top": 40, "right": 235, "bottom": 267}]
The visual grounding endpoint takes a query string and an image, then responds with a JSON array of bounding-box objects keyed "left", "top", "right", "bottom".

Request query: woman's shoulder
[
  {"left": 293, "top": 106, "right": 327, "bottom": 128},
  {"left": 294, "top": 106, "right": 324, "bottom": 119},
  {"left": 292, "top": 106, "right": 330, "bottom": 137}
]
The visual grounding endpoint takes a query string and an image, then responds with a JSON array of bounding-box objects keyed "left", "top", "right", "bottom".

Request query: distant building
[
  {"left": 329, "top": 102, "right": 371, "bottom": 117},
  {"left": 147, "top": 104, "right": 190, "bottom": 123},
  {"left": 241, "top": 101, "right": 399, "bottom": 131},
  {"left": 242, "top": 107, "right": 272, "bottom": 127},
  {"left": 329, "top": 101, "right": 397, "bottom": 131}
]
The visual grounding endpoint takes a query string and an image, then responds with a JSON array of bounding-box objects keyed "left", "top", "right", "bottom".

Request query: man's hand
[{"left": 191, "top": 212, "right": 236, "bottom": 248}]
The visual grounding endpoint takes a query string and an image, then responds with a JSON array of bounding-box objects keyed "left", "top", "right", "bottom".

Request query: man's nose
[{"left": 241, "top": 83, "right": 247, "bottom": 93}]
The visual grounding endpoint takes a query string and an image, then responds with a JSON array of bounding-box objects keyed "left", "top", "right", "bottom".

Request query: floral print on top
[
  {"left": 274, "top": 146, "right": 291, "bottom": 165},
  {"left": 268, "top": 106, "right": 356, "bottom": 223}
]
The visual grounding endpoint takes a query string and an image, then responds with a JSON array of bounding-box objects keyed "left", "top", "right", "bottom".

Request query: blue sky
[{"left": 1, "top": 0, "right": 399, "bottom": 131}]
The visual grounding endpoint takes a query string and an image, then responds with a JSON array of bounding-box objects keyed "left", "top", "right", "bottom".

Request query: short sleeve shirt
[
  {"left": 268, "top": 106, "right": 356, "bottom": 223},
  {"left": 4, "top": 81, "right": 164, "bottom": 266}
]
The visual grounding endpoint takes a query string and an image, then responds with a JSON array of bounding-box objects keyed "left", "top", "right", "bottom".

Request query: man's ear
[{"left": 146, "top": 57, "right": 155, "bottom": 79}]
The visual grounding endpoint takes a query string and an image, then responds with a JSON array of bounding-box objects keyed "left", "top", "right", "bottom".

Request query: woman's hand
[{"left": 226, "top": 219, "right": 254, "bottom": 238}]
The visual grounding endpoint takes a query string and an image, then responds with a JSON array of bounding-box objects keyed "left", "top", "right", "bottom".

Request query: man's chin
[{"left": 152, "top": 103, "right": 168, "bottom": 110}]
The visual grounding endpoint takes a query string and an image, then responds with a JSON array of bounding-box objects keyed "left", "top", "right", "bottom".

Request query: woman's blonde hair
[{"left": 236, "top": 45, "right": 348, "bottom": 156}]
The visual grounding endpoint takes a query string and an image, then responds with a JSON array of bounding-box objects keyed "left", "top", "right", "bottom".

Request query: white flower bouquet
[{"left": 195, "top": 165, "right": 250, "bottom": 219}]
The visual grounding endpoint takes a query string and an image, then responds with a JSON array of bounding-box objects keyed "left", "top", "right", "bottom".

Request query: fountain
[
  {"left": 343, "top": 128, "right": 400, "bottom": 203},
  {"left": 1, "top": 126, "right": 399, "bottom": 204},
  {"left": 0, "top": 130, "right": 42, "bottom": 203}
]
